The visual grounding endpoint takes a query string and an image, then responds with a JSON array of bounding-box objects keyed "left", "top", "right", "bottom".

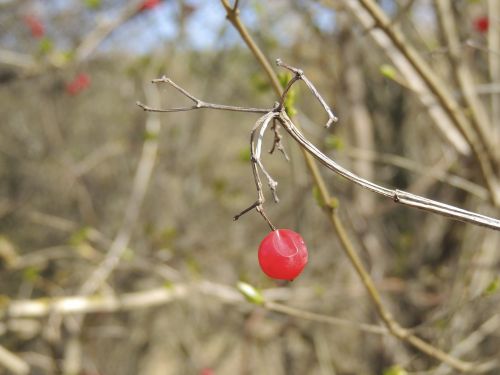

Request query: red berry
[
  {"left": 23, "top": 15, "right": 44, "bottom": 38},
  {"left": 66, "top": 73, "right": 91, "bottom": 96},
  {"left": 138, "top": 0, "right": 161, "bottom": 12},
  {"left": 258, "top": 229, "right": 308, "bottom": 281},
  {"left": 473, "top": 16, "right": 489, "bottom": 33}
]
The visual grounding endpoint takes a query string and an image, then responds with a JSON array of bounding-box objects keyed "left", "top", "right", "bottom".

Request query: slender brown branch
[
  {"left": 265, "top": 301, "right": 387, "bottom": 336},
  {"left": 344, "top": 147, "right": 488, "bottom": 200},
  {"left": 137, "top": 76, "right": 270, "bottom": 114},
  {"left": 233, "top": 111, "right": 279, "bottom": 230},
  {"left": 276, "top": 58, "right": 338, "bottom": 126},
  {"left": 269, "top": 120, "right": 290, "bottom": 161}
]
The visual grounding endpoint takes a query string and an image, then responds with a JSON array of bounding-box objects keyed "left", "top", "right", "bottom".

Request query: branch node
[
  {"left": 393, "top": 190, "right": 401, "bottom": 202},
  {"left": 276, "top": 58, "right": 338, "bottom": 127}
]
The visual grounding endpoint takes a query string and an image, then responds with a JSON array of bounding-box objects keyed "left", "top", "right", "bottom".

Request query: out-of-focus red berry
[
  {"left": 200, "top": 368, "right": 214, "bottom": 375},
  {"left": 138, "top": 0, "right": 161, "bottom": 12},
  {"left": 66, "top": 73, "right": 91, "bottom": 96},
  {"left": 473, "top": 16, "right": 489, "bottom": 33},
  {"left": 258, "top": 229, "right": 308, "bottom": 281},
  {"left": 23, "top": 15, "right": 45, "bottom": 38}
]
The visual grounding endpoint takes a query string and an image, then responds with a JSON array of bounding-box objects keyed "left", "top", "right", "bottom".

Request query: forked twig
[
  {"left": 254, "top": 112, "right": 280, "bottom": 202},
  {"left": 136, "top": 78, "right": 283, "bottom": 228},
  {"left": 137, "top": 76, "right": 271, "bottom": 114},
  {"left": 276, "top": 58, "right": 338, "bottom": 127},
  {"left": 269, "top": 120, "right": 290, "bottom": 161},
  {"left": 233, "top": 111, "right": 279, "bottom": 230}
]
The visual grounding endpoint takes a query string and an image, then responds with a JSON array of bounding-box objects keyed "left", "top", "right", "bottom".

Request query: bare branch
[
  {"left": 344, "top": 147, "right": 488, "bottom": 200},
  {"left": 279, "top": 112, "right": 500, "bottom": 231},
  {"left": 276, "top": 58, "right": 338, "bottom": 127},
  {"left": 255, "top": 113, "right": 280, "bottom": 202},
  {"left": 137, "top": 76, "right": 270, "bottom": 114},
  {"left": 234, "top": 112, "right": 279, "bottom": 230},
  {"left": 269, "top": 120, "right": 290, "bottom": 161}
]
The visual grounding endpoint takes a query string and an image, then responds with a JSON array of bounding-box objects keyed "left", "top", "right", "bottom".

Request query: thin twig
[
  {"left": 137, "top": 76, "right": 270, "bottom": 114},
  {"left": 343, "top": 147, "right": 488, "bottom": 200},
  {"left": 269, "top": 120, "right": 290, "bottom": 161},
  {"left": 276, "top": 58, "right": 338, "bottom": 127},
  {"left": 255, "top": 112, "right": 280, "bottom": 202},
  {"left": 265, "top": 301, "right": 387, "bottom": 336},
  {"left": 465, "top": 40, "right": 500, "bottom": 57},
  {"left": 234, "top": 112, "right": 279, "bottom": 229}
]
